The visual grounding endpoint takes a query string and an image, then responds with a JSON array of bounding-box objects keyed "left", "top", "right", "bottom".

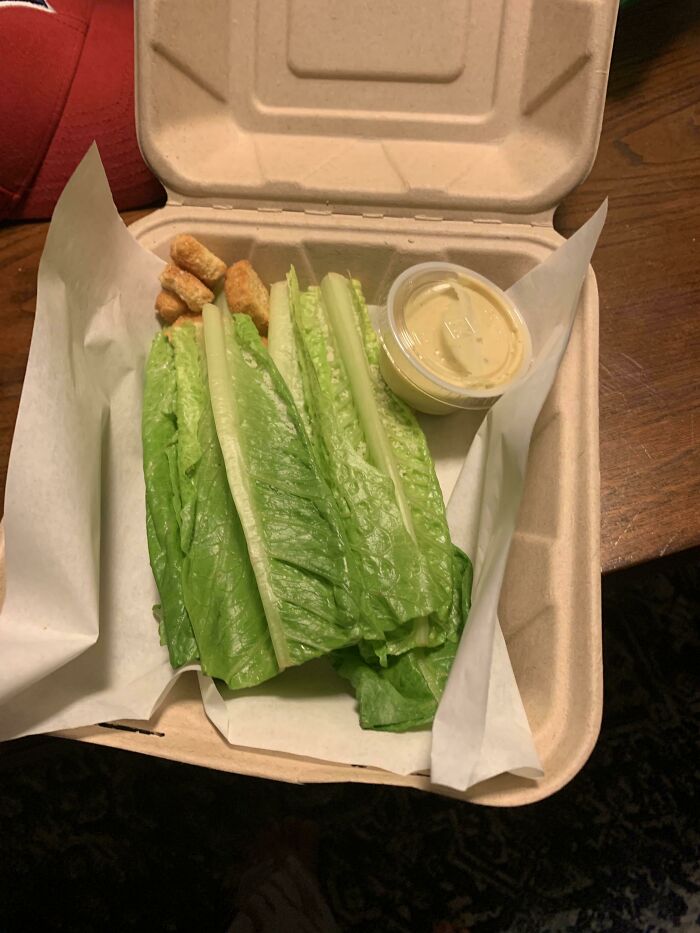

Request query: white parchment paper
[
  {"left": 0, "top": 147, "right": 175, "bottom": 737},
  {"left": 0, "top": 147, "right": 605, "bottom": 792}
]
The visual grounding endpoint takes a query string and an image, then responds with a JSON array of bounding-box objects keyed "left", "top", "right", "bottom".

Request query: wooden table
[
  {"left": 1, "top": 1, "right": 698, "bottom": 573},
  {"left": 556, "top": 0, "right": 700, "bottom": 570}
]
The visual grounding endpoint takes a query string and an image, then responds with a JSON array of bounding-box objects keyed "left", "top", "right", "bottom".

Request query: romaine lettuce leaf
[
  {"left": 364, "top": 542, "right": 469, "bottom": 665},
  {"left": 347, "top": 280, "right": 456, "bottom": 659},
  {"left": 202, "top": 304, "right": 362, "bottom": 670},
  {"left": 333, "top": 548, "right": 473, "bottom": 731},
  {"left": 350, "top": 279, "right": 453, "bottom": 612},
  {"left": 279, "top": 269, "right": 454, "bottom": 645},
  {"left": 142, "top": 332, "right": 199, "bottom": 668},
  {"left": 169, "top": 322, "right": 279, "bottom": 689},
  {"left": 283, "top": 271, "right": 441, "bottom": 638}
]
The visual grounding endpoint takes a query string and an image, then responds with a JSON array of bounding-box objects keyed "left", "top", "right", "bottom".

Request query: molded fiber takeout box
[{"left": 58, "top": 0, "right": 615, "bottom": 805}]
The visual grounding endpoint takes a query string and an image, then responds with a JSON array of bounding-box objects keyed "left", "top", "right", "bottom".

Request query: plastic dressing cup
[{"left": 377, "top": 262, "right": 532, "bottom": 414}]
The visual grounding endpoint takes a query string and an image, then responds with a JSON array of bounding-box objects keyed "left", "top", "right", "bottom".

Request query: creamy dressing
[
  {"left": 402, "top": 274, "right": 525, "bottom": 390},
  {"left": 381, "top": 263, "right": 532, "bottom": 414}
]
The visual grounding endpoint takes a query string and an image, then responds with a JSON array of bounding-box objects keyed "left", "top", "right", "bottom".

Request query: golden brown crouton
[
  {"left": 170, "top": 234, "right": 226, "bottom": 289},
  {"left": 172, "top": 313, "right": 202, "bottom": 328},
  {"left": 160, "top": 264, "right": 214, "bottom": 313},
  {"left": 155, "top": 289, "right": 188, "bottom": 324},
  {"left": 224, "top": 260, "right": 270, "bottom": 336}
]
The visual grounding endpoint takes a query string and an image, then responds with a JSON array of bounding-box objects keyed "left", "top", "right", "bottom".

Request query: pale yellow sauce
[{"left": 402, "top": 274, "right": 525, "bottom": 390}]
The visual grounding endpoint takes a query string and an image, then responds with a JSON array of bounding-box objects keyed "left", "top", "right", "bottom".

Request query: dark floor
[{"left": 0, "top": 550, "right": 698, "bottom": 933}]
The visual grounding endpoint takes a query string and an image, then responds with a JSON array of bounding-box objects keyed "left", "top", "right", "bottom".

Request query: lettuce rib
[{"left": 268, "top": 281, "right": 306, "bottom": 422}]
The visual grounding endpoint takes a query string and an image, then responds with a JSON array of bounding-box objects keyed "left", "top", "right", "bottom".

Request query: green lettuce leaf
[
  {"left": 350, "top": 279, "right": 453, "bottom": 612},
  {"left": 333, "top": 548, "right": 473, "bottom": 732},
  {"left": 169, "top": 322, "right": 279, "bottom": 689},
  {"left": 279, "top": 269, "right": 454, "bottom": 644},
  {"left": 202, "top": 304, "right": 362, "bottom": 670},
  {"left": 364, "top": 542, "right": 469, "bottom": 665},
  {"left": 347, "top": 280, "right": 455, "bottom": 659},
  {"left": 142, "top": 332, "right": 199, "bottom": 668},
  {"left": 283, "top": 271, "right": 439, "bottom": 638}
]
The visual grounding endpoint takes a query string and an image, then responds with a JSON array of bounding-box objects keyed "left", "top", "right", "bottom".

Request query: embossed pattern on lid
[{"left": 135, "top": 0, "right": 617, "bottom": 216}]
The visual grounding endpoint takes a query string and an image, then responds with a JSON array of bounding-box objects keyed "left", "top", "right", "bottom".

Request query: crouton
[
  {"left": 170, "top": 234, "right": 226, "bottom": 289},
  {"left": 172, "top": 313, "right": 202, "bottom": 328},
  {"left": 155, "top": 289, "right": 188, "bottom": 324},
  {"left": 224, "top": 260, "right": 270, "bottom": 336},
  {"left": 160, "top": 264, "right": 214, "bottom": 313}
]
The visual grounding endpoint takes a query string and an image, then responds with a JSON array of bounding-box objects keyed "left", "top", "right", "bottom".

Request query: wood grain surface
[
  {"left": 1, "top": 1, "right": 698, "bottom": 572},
  {"left": 556, "top": 0, "right": 700, "bottom": 570}
]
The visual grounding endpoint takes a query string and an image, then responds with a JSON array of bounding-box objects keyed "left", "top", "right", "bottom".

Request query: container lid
[{"left": 135, "top": 0, "right": 617, "bottom": 218}]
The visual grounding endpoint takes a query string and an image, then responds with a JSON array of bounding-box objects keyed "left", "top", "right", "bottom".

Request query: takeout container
[{"left": 59, "top": 0, "right": 615, "bottom": 805}]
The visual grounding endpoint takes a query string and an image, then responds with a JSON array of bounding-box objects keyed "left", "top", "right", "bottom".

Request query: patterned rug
[{"left": 0, "top": 551, "right": 698, "bottom": 933}]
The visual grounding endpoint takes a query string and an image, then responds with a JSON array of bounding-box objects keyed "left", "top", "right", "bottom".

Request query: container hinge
[
  {"left": 212, "top": 203, "right": 284, "bottom": 214},
  {"left": 470, "top": 214, "right": 555, "bottom": 229},
  {"left": 168, "top": 197, "right": 555, "bottom": 228}
]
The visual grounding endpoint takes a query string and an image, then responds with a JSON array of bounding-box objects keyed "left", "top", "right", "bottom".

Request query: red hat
[{"left": 0, "top": 0, "right": 164, "bottom": 220}]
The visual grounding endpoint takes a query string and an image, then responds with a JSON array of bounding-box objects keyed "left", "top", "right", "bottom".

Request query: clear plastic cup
[{"left": 377, "top": 262, "right": 532, "bottom": 414}]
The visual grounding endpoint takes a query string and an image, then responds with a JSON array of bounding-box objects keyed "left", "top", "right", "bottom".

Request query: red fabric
[{"left": 0, "top": 0, "right": 163, "bottom": 220}]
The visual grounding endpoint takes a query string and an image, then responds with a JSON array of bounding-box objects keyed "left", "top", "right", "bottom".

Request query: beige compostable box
[{"left": 62, "top": 0, "right": 616, "bottom": 805}]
